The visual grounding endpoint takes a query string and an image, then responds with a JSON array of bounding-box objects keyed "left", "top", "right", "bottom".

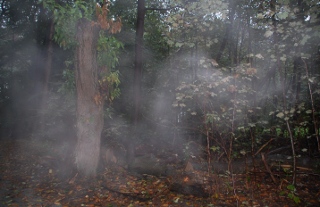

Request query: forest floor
[{"left": 0, "top": 139, "right": 320, "bottom": 207}]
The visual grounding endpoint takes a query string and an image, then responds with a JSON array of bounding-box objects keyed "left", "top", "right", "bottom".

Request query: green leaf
[
  {"left": 276, "top": 112, "right": 284, "bottom": 118},
  {"left": 257, "top": 13, "right": 264, "bottom": 19},
  {"left": 279, "top": 191, "right": 286, "bottom": 196},
  {"left": 306, "top": 110, "right": 312, "bottom": 114},
  {"left": 248, "top": 123, "right": 256, "bottom": 127},
  {"left": 175, "top": 42, "right": 184, "bottom": 47},
  {"left": 277, "top": 11, "right": 289, "bottom": 20},
  {"left": 264, "top": 30, "right": 273, "bottom": 38},
  {"left": 210, "top": 146, "right": 220, "bottom": 152},
  {"left": 300, "top": 35, "right": 310, "bottom": 45},
  {"left": 279, "top": 0, "right": 290, "bottom": 4},
  {"left": 289, "top": 108, "right": 295, "bottom": 114},
  {"left": 287, "top": 184, "right": 295, "bottom": 191},
  {"left": 308, "top": 78, "right": 314, "bottom": 83},
  {"left": 187, "top": 43, "right": 195, "bottom": 48},
  {"left": 293, "top": 196, "right": 300, "bottom": 204}
]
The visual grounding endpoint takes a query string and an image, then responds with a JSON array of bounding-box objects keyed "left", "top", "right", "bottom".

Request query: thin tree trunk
[
  {"left": 74, "top": 18, "right": 103, "bottom": 177},
  {"left": 216, "top": 0, "right": 235, "bottom": 62},
  {"left": 38, "top": 20, "right": 54, "bottom": 132},
  {"left": 126, "top": 0, "right": 146, "bottom": 166},
  {"left": 271, "top": 0, "right": 297, "bottom": 185},
  {"left": 43, "top": 20, "right": 54, "bottom": 94},
  {"left": 293, "top": 57, "right": 302, "bottom": 103},
  {"left": 134, "top": 0, "right": 145, "bottom": 125}
]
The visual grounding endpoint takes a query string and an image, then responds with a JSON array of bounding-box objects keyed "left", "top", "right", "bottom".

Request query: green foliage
[
  {"left": 172, "top": 63, "right": 265, "bottom": 158},
  {"left": 99, "top": 71, "right": 121, "bottom": 103},
  {"left": 164, "top": 0, "right": 229, "bottom": 52},
  {"left": 161, "top": 0, "right": 320, "bottom": 159},
  {"left": 98, "top": 34, "right": 124, "bottom": 69},
  {"left": 58, "top": 68, "right": 75, "bottom": 95},
  {"left": 37, "top": 0, "right": 320, "bottom": 157},
  {"left": 174, "top": 64, "right": 259, "bottom": 131},
  {"left": 282, "top": 184, "right": 301, "bottom": 204},
  {"left": 210, "top": 145, "right": 220, "bottom": 153},
  {"left": 40, "top": 0, "right": 97, "bottom": 49},
  {"left": 144, "top": 11, "right": 170, "bottom": 59},
  {"left": 97, "top": 33, "right": 123, "bottom": 103},
  {"left": 40, "top": 0, "right": 123, "bottom": 104},
  {"left": 58, "top": 63, "right": 121, "bottom": 104}
]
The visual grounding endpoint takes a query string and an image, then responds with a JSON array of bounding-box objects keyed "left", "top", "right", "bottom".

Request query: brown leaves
[
  {"left": 227, "top": 85, "right": 237, "bottom": 93},
  {"left": 95, "top": 2, "right": 122, "bottom": 33},
  {"left": 1, "top": 140, "right": 320, "bottom": 206},
  {"left": 246, "top": 67, "right": 257, "bottom": 76},
  {"left": 185, "top": 161, "right": 194, "bottom": 173},
  {"left": 93, "top": 93, "right": 103, "bottom": 106}
]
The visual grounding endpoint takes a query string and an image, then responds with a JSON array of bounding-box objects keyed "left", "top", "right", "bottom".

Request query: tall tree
[
  {"left": 42, "top": 0, "right": 122, "bottom": 176},
  {"left": 216, "top": 0, "right": 235, "bottom": 63},
  {"left": 134, "top": 0, "right": 145, "bottom": 126},
  {"left": 75, "top": 2, "right": 121, "bottom": 176},
  {"left": 74, "top": 18, "right": 102, "bottom": 176},
  {"left": 0, "top": 0, "right": 52, "bottom": 138},
  {"left": 128, "top": 0, "right": 171, "bottom": 163}
]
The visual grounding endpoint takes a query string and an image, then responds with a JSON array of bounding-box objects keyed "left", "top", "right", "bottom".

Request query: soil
[{"left": 1, "top": 138, "right": 320, "bottom": 207}]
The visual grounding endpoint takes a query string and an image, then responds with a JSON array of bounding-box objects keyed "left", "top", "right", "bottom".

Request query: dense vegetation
[{"left": 0, "top": 0, "right": 320, "bottom": 205}]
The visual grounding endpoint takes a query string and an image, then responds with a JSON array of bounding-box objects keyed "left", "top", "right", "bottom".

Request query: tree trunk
[
  {"left": 43, "top": 20, "right": 54, "bottom": 94},
  {"left": 126, "top": 0, "right": 146, "bottom": 167},
  {"left": 216, "top": 0, "right": 235, "bottom": 63},
  {"left": 38, "top": 19, "right": 54, "bottom": 133},
  {"left": 134, "top": 0, "right": 145, "bottom": 125},
  {"left": 74, "top": 18, "right": 103, "bottom": 177}
]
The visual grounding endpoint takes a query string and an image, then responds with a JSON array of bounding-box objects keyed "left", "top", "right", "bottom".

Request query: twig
[
  {"left": 280, "top": 165, "right": 312, "bottom": 171},
  {"left": 267, "top": 145, "right": 291, "bottom": 155},
  {"left": 301, "top": 58, "right": 320, "bottom": 152},
  {"left": 261, "top": 153, "right": 277, "bottom": 183},
  {"left": 254, "top": 138, "right": 274, "bottom": 157},
  {"left": 286, "top": 120, "right": 296, "bottom": 186}
]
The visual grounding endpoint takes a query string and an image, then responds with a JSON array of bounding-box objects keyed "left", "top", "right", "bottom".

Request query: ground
[{"left": 0, "top": 139, "right": 319, "bottom": 207}]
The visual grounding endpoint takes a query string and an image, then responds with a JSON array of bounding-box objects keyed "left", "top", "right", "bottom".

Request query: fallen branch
[
  {"left": 261, "top": 153, "right": 277, "bottom": 183},
  {"left": 280, "top": 165, "right": 312, "bottom": 171},
  {"left": 254, "top": 138, "right": 274, "bottom": 157}
]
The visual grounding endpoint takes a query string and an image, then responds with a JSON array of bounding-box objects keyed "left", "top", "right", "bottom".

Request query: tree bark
[
  {"left": 126, "top": 0, "right": 146, "bottom": 166},
  {"left": 74, "top": 18, "right": 103, "bottom": 177},
  {"left": 38, "top": 19, "right": 54, "bottom": 133},
  {"left": 134, "top": 0, "right": 145, "bottom": 125},
  {"left": 216, "top": 0, "right": 235, "bottom": 63},
  {"left": 43, "top": 20, "right": 54, "bottom": 94}
]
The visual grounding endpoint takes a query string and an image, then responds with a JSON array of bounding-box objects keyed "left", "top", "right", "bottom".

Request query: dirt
[{"left": 1, "top": 138, "right": 320, "bottom": 207}]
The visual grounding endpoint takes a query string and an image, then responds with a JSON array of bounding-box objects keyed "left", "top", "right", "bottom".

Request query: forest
[{"left": 0, "top": 0, "right": 320, "bottom": 206}]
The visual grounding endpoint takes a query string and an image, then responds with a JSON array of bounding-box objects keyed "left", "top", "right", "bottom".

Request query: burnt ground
[{"left": 0, "top": 139, "right": 320, "bottom": 207}]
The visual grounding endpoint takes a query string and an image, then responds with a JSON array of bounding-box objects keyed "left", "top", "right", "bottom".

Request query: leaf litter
[{"left": 0, "top": 139, "right": 319, "bottom": 206}]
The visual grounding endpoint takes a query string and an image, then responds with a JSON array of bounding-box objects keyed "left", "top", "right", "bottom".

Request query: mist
[{"left": 0, "top": 0, "right": 320, "bottom": 206}]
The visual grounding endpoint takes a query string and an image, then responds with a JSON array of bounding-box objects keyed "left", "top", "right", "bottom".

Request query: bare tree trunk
[
  {"left": 126, "top": 0, "right": 146, "bottom": 167},
  {"left": 271, "top": 0, "right": 297, "bottom": 185},
  {"left": 134, "top": 0, "right": 145, "bottom": 125},
  {"left": 38, "top": 20, "right": 54, "bottom": 132},
  {"left": 216, "top": 0, "right": 235, "bottom": 62},
  {"left": 43, "top": 20, "right": 54, "bottom": 94},
  {"left": 74, "top": 18, "right": 103, "bottom": 177}
]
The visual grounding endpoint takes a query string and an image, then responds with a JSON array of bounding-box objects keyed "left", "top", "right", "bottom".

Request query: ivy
[
  {"left": 97, "top": 34, "right": 124, "bottom": 69},
  {"left": 41, "top": 0, "right": 97, "bottom": 49}
]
